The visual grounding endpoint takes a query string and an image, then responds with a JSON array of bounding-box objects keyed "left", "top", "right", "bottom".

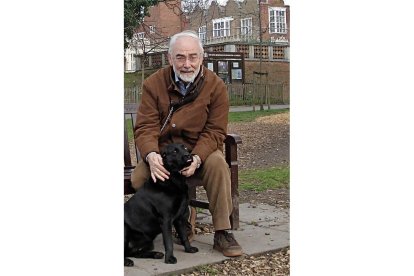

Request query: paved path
[
  {"left": 230, "top": 104, "right": 289, "bottom": 112},
  {"left": 124, "top": 203, "right": 290, "bottom": 276}
]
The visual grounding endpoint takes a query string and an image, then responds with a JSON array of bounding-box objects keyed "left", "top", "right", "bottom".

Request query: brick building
[{"left": 125, "top": 0, "right": 289, "bottom": 87}]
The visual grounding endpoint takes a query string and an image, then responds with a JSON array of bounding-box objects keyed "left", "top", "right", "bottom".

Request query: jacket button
[{"left": 172, "top": 123, "right": 176, "bottom": 128}]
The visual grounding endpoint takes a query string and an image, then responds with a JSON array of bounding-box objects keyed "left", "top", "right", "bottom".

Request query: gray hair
[{"left": 168, "top": 30, "right": 204, "bottom": 55}]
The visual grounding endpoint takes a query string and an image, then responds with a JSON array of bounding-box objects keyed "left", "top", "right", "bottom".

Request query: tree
[
  {"left": 124, "top": 0, "right": 206, "bottom": 82},
  {"left": 128, "top": 24, "right": 171, "bottom": 87},
  {"left": 124, "top": 0, "right": 189, "bottom": 76},
  {"left": 124, "top": 0, "right": 158, "bottom": 49}
]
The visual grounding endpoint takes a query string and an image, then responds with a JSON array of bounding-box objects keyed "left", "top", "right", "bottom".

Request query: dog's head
[{"left": 161, "top": 143, "right": 193, "bottom": 173}]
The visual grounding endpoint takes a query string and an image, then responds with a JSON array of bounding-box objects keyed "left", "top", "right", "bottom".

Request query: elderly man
[{"left": 131, "top": 30, "right": 242, "bottom": 257}]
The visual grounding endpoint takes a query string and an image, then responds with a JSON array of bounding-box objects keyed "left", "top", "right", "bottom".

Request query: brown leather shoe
[{"left": 213, "top": 231, "right": 243, "bottom": 257}]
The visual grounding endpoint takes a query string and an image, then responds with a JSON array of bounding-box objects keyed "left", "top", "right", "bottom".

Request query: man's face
[{"left": 168, "top": 36, "right": 203, "bottom": 83}]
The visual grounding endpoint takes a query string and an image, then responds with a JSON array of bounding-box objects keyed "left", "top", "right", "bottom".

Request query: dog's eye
[{"left": 162, "top": 152, "right": 167, "bottom": 158}]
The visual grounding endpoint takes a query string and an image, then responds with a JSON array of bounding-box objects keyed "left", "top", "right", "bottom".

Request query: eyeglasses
[{"left": 174, "top": 54, "right": 201, "bottom": 64}]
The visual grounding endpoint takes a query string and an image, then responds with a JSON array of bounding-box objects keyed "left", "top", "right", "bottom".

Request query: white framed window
[
  {"left": 212, "top": 17, "right": 232, "bottom": 37},
  {"left": 198, "top": 25, "right": 206, "bottom": 42},
  {"left": 149, "top": 25, "right": 155, "bottom": 34},
  {"left": 240, "top": 17, "right": 252, "bottom": 35},
  {"left": 269, "top": 7, "right": 287, "bottom": 34}
]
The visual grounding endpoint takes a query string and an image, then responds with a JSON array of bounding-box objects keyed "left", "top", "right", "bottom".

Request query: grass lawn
[
  {"left": 228, "top": 108, "right": 289, "bottom": 122},
  {"left": 125, "top": 70, "right": 157, "bottom": 88},
  {"left": 239, "top": 166, "right": 289, "bottom": 191}
]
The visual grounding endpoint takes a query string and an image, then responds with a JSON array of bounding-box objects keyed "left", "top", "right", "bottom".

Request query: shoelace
[
  {"left": 214, "top": 231, "right": 238, "bottom": 247},
  {"left": 223, "top": 232, "right": 236, "bottom": 242}
]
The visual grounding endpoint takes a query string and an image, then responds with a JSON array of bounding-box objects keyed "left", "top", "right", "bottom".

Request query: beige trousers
[{"left": 131, "top": 150, "right": 233, "bottom": 230}]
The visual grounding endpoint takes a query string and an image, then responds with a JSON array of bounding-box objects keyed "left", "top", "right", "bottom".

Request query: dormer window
[{"left": 269, "top": 7, "right": 287, "bottom": 34}]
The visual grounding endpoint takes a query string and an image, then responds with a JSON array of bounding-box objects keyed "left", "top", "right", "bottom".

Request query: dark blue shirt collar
[{"left": 174, "top": 73, "right": 192, "bottom": 96}]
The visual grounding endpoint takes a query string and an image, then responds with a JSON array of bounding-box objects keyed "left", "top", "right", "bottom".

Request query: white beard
[{"left": 173, "top": 65, "right": 200, "bottom": 83}]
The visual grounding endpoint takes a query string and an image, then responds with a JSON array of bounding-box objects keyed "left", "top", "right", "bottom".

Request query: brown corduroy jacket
[{"left": 134, "top": 65, "right": 229, "bottom": 162}]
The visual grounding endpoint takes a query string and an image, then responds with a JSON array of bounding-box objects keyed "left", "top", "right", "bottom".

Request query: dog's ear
[{"left": 160, "top": 145, "right": 172, "bottom": 157}]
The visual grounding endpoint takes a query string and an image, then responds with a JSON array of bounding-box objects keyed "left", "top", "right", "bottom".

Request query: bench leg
[{"left": 230, "top": 196, "right": 239, "bottom": 230}]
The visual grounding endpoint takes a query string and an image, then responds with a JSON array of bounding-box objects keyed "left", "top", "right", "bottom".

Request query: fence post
[
  {"left": 266, "top": 84, "right": 270, "bottom": 110},
  {"left": 252, "top": 84, "right": 256, "bottom": 112},
  {"left": 260, "top": 83, "right": 264, "bottom": 111}
]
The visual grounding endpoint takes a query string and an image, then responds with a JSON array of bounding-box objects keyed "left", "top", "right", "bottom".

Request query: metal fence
[
  {"left": 124, "top": 82, "right": 290, "bottom": 106},
  {"left": 226, "top": 83, "right": 289, "bottom": 106}
]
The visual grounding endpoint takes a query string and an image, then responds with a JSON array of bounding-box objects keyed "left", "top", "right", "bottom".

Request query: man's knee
[
  {"left": 201, "top": 150, "right": 230, "bottom": 180},
  {"left": 203, "top": 150, "right": 228, "bottom": 169}
]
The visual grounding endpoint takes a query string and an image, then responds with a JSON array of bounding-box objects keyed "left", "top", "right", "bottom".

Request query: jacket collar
[{"left": 167, "top": 66, "right": 204, "bottom": 94}]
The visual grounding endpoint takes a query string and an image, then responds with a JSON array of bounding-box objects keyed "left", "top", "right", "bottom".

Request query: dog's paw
[
  {"left": 185, "top": 246, "right": 199, "bottom": 253},
  {"left": 153, "top": 252, "right": 164, "bottom": 259},
  {"left": 124, "top": 258, "right": 134, "bottom": 267},
  {"left": 165, "top": 255, "right": 177, "bottom": 264}
]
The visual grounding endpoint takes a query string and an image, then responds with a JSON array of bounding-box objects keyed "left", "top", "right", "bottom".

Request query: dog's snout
[
  {"left": 184, "top": 153, "right": 191, "bottom": 160},
  {"left": 183, "top": 153, "right": 192, "bottom": 163}
]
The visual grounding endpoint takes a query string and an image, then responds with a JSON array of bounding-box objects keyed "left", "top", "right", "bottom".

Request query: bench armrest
[{"left": 224, "top": 133, "right": 242, "bottom": 167}]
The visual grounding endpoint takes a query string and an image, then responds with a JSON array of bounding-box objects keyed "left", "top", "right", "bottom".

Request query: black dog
[{"left": 124, "top": 143, "right": 199, "bottom": 266}]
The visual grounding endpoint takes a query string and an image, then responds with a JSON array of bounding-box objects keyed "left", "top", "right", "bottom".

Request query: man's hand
[
  {"left": 146, "top": 152, "right": 170, "bottom": 182},
  {"left": 180, "top": 156, "right": 200, "bottom": 177}
]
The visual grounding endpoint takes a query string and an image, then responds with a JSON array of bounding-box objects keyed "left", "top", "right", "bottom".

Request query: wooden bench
[{"left": 124, "top": 104, "right": 242, "bottom": 229}]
